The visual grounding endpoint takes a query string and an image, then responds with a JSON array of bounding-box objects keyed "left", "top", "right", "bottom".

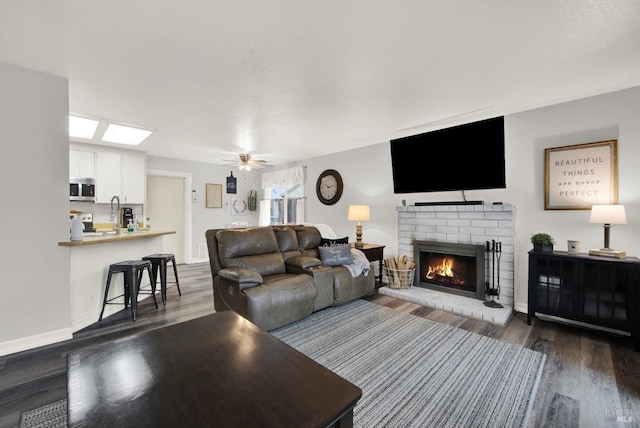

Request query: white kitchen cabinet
[
  {"left": 121, "top": 152, "right": 146, "bottom": 204},
  {"left": 95, "top": 151, "right": 122, "bottom": 203},
  {"left": 69, "top": 149, "right": 95, "bottom": 178},
  {"left": 95, "top": 150, "right": 146, "bottom": 204}
]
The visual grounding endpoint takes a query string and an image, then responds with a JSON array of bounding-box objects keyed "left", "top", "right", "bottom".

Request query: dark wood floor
[{"left": 1, "top": 262, "right": 639, "bottom": 427}]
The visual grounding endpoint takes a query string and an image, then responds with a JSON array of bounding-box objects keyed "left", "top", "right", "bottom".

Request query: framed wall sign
[
  {"left": 226, "top": 172, "right": 237, "bottom": 194},
  {"left": 544, "top": 140, "right": 618, "bottom": 210},
  {"left": 205, "top": 183, "right": 222, "bottom": 208}
]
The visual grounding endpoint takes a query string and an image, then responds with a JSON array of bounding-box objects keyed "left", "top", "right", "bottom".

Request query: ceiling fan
[{"left": 222, "top": 153, "right": 271, "bottom": 171}]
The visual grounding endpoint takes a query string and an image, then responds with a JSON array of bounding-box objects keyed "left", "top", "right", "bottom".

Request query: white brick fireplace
[{"left": 379, "top": 203, "right": 516, "bottom": 325}]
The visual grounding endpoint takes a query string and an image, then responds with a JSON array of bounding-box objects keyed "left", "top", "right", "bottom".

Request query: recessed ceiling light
[
  {"left": 102, "top": 123, "right": 152, "bottom": 146},
  {"left": 69, "top": 115, "right": 99, "bottom": 139}
]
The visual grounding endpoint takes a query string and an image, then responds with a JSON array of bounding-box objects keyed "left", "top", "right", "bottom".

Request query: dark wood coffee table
[{"left": 67, "top": 311, "right": 362, "bottom": 427}]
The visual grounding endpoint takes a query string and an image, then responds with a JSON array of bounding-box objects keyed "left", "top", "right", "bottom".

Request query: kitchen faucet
[{"left": 110, "top": 195, "right": 121, "bottom": 234}]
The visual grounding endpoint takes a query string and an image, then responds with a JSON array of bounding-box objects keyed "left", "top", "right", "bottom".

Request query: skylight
[
  {"left": 69, "top": 115, "right": 99, "bottom": 139},
  {"left": 101, "top": 124, "right": 152, "bottom": 146}
]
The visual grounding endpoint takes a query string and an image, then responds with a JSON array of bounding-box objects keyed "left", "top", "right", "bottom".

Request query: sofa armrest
[
  {"left": 285, "top": 255, "right": 322, "bottom": 269},
  {"left": 218, "top": 267, "right": 263, "bottom": 291}
]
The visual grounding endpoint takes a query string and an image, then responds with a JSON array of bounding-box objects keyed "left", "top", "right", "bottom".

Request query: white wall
[
  {"left": 507, "top": 87, "right": 640, "bottom": 312},
  {"left": 0, "top": 62, "right": 72, "bottom": 354},
  {"left": 299, "top": 143, "right": 403, "bottom": 249},
  {"left": 146, "top": 155, "right": 261, "bottom": 260},
  {"left": 1, "top": 58, "right": 637, "bottom": 355},
  {"left": 301, "top": 86, "right": 640, "bottom": 313},
  {"left": 150, "top": 85, "right": 639, "bottom": 315},
  {"left": 300, "top": 140, "right": 511, "bottom": 252}
]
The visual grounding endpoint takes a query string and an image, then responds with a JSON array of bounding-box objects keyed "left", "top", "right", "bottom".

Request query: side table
[{"left": 352, "top": 243, "right": 385, "bottom": 287}]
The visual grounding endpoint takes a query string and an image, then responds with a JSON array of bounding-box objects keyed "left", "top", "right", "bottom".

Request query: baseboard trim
[
  {"left": 513, "top": 302, "right": 528, "bottom": 314},
  {"left": 0, "top": 328, "right": 72, "bottom": 357}
]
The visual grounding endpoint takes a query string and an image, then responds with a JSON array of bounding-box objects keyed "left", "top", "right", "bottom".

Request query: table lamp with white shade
[
  {"left": 588, "top": 204, "right": 627, "bottom": 258},
  {"left": 348, "top": 205, "right": 370, "bottom": 249}
]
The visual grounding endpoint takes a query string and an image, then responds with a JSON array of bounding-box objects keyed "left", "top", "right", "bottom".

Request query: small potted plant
[{"left": 531, "top": 233, "right": 555, "bottom": 253}]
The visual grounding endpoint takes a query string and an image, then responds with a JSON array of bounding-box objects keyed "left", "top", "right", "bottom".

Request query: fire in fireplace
[{"left": 414, "top": 240, "right": 485, "bottom": 300}]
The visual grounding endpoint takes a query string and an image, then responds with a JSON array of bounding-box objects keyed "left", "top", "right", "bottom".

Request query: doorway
[{"left": 146, "top": 171, "right": 192, "bottom": 264}]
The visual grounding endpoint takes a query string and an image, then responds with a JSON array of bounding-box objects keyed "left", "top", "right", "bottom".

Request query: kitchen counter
[
  {"left": 62, "top": 230, "right": 176, "bottom": 331},
  {"left": 59, "top": 230, "right": 175, "bottom": 246}
]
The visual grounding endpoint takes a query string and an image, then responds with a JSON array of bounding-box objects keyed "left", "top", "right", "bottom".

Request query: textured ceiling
[{"left": 1, "top": 1, "right": 639, "bottom": 167}]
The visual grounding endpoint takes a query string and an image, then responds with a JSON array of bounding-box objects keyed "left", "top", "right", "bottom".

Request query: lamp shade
[
  {"left": 589, "top": 205, "right": 627, "bottom": 224},
  {"left": 348, "top": 205, "right": 370, "bottom": 222}
]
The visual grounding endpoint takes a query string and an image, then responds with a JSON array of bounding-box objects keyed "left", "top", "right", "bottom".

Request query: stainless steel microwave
[{"left": 70, "top": 177, "right": 96, "bottom": 202}]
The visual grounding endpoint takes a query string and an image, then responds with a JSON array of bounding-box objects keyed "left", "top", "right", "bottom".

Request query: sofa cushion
[
  {"left": 295, "top": 226, "right": 322, "bottom": 250},
  {"left": 244, "top": 273, "right": 317, "bottom": 330},
  {"left": 216, "top": 227, "right": 286, "bottom": 276},
  {"left": 332, "top": 266, "right": 374, "bottom": 305},
  {"left": 318, "top": 245, "right": 352, "bottom": 266},
  {"left": 320, "top": 236, "right": 349, "bottom": 247},
  {"left": 273, "top": 226, "right": 303, "bottom": 260}
]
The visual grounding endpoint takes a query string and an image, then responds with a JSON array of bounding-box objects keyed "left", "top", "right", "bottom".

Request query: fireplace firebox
[{"left": 414, "top": 240, "right": 485, "bottom": 300}]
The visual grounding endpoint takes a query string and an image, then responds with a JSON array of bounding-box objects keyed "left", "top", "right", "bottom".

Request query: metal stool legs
[
  {"left": 143, "top": 254, "right": 181, "bottom": 305},
  {"left": 99, "top": 260, "right": 158, "bottom": 322}
]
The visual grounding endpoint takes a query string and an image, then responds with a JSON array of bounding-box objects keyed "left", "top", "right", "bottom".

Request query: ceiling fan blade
[{"left": 219, "top": 153, "right": 272, "bottom": 169}]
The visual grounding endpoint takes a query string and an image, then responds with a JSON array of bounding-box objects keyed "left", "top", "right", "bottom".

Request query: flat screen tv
[{"left": 390, "top": 116, "right": 506, "bottom": 194}]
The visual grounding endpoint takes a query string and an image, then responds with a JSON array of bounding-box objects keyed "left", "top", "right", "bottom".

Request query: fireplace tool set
[{"left": 484, "top": 240, "right": 504, "bottom": 308}]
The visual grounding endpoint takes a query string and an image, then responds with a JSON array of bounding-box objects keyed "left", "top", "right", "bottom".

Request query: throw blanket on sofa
[
  {"left": 344, "top": 248, "right": 370, "bottom": 277},
  {"left": 303, "top": 223, "right": 337, "bottom": 239}
]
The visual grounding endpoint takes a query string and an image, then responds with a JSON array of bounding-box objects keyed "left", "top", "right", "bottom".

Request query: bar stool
[
  {"left": 142, "top": 254, "right": 182, "bottom": 305},
  {"left": 99, "top": 260, "right": 158, "bottom": 322}
]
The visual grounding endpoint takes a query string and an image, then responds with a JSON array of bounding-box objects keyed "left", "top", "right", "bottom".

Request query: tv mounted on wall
[{"left": 390, "top": 116, "right": 506, "bottom": 194}]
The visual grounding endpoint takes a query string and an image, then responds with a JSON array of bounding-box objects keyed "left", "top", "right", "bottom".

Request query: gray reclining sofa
[{"left": 205, "top": 225, "right": 375, "bottom": 330}]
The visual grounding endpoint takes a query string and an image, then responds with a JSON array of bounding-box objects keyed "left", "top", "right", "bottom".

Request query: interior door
[{"left": 146, "top": 175, "right": 185, "bottom": 263}]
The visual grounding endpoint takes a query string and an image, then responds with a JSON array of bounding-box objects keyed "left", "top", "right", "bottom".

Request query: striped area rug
[
  {"left": 20, "top": 399, "right": 66, "bottom": 428},
  {"left": 271, "top": 299, "right": 546, "bottom": 428}
]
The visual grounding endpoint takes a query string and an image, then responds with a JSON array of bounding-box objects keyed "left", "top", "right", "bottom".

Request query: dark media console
[{"left": 415, "top": 201, "right": 484, "bottom": 206}]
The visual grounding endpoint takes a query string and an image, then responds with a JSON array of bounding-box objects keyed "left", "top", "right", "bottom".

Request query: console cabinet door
[
  {"left": 581, "top": 260, "right": 632, "bottom": 329},
  {"left": 529, "top": 250, "right": 640, "bottom": 352},
  {"left": 532, "top": 255, "right": 579, "bottom": 317}
]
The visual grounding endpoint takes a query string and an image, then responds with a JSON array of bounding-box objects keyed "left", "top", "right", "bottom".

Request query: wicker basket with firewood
[{"left": 383, "top": 255, "right": 416, "bottom": 289}]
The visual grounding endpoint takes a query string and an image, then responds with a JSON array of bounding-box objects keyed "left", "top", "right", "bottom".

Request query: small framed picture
[
  {"left": 544, "top": 140, "right": 618, "bottom": 210},
  {"left": 205, "top": 183, "right": 222, "bottom": 208}
]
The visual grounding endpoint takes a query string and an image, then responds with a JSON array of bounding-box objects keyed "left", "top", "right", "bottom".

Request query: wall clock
[{"left": 316, "top": 169, "right": 343, "bottom": 205}]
